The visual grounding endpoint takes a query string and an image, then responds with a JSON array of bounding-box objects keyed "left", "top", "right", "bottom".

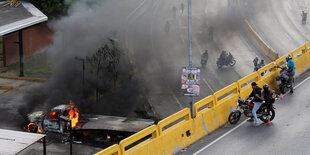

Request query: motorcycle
[
  {"left": 228, "top": 97, "right": 275, "bottom": 124},
  {"left": 216, "top": 52, "right": 236, "bottom": 68},
  {"left": 201, "top": 57, "right": 207, "bottom": 68},
  {"left": 276, "top": 66, "right": 290, "bottom": 94}
]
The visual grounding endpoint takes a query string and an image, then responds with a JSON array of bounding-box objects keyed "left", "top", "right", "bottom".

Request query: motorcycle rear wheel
[
  {"left": 259, "top": 108, "right": 275, "bottom": 123},
  {"left": 228, "top": 111, "right": 241, "bottom": 124},
  {"left": 230, "top": 59, "right": 236, "bottom": 66},
  {"left": 217, "top": 63, "right": 222, "bottom": 68}
]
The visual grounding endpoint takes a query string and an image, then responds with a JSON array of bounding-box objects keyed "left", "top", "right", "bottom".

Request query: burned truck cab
[
  {"left": 26, "top": 103, "right": 79, "bottom": 134},
  {"left": 42, "top": 104, "right": 71, "bottom": 133}
]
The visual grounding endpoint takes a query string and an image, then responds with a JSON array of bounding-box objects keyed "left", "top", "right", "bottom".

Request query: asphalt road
[
  {"left": 123, "top": 0, "right": 270, "bottom": 118},
  {"left": 244, "top": 0, "right": 310, "bottom": 56},
  {"left": 183, "top": 72, "right": 310, "bottom": 155}
]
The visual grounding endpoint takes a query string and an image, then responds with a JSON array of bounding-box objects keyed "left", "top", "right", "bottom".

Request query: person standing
[
  {"left": 286, "top": 55, "right": 295, "bottom": 93},
  {"left": 301, "top": 11, "right": 307, "bottom": 25}
]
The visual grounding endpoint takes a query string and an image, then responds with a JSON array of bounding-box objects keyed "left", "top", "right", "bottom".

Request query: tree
[
  {"left": 86, "top": 39, "right": 121, "bottom": 102},
  {"left": 26, "top": 0, "right": 73, "bottom": 19}
]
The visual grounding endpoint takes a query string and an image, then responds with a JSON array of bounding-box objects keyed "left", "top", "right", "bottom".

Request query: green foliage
[{"left": 26, "top": 0, "right": 73, "bottom": 19}]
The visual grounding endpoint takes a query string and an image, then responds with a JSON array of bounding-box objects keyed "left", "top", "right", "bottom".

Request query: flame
[
  {"left": 107, "top": 135, "right": 111, "bottom": 140},
  {"left": 83, "top": 132, "right": 89, "bottom": 136},
  {"left": 67, "top": 100, "right": 79, "bottom": 128},
  {"left": 26, "top": 123, "right": 43, "bottom": 134}
]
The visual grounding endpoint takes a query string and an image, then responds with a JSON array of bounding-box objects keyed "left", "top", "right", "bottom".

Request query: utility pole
[{"left": 187, "top": 0, "right": 194, "bottom": 118}]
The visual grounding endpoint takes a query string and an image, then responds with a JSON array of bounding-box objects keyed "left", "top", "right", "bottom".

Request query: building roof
[
  {"left": 0, "top": 1, "right": 48, "bottom": 36},
  {"left": 0, "top": 129, "right": 45, "bottom": 155}
]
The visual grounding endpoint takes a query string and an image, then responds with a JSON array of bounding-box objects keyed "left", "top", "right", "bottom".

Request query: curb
[
  {"left": 0, "top": 86, "right": 15, "bottom": 89},
  {"left": 0, "top": 76, "right": 48, "bottom": 82},
  {"left": 244, "top": 19, "right": 279, "bottom": 61}
]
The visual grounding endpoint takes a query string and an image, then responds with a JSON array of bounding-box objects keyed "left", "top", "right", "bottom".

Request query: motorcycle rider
[
  {"left": 276, "top": 66, "right": 290, "bottom": 94},
  {"left": 219, "top": 50, "right": 228, "bottom": 64},
  {"left": 247, "top": 82, "right": 263, "bottom": 126},
  {"left": 253, "top": 56, "right": 259, "bottom": 71},
  {"left": 201, "top": 50, "right": 208, "bottom": 68},
  {"left": 257, "top": 84, "right": 275, "bottom": 125},
  {"left": 286, "top": 55, "right": 295, "bottom": 93}
]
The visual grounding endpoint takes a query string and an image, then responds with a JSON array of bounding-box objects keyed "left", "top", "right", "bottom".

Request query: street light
[{"left": 74, "top": 56, "right": 85, "bottom": 96}]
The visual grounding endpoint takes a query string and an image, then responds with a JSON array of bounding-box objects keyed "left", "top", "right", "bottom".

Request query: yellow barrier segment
[
  {"left": 196, "top": 107, "right": 218, "bottom": 133},
  {"left": 158, "top": 108, "right": 197, "bottom": 154},
  {"left": 214, "top": 83, "right": 238, "bottom": 126},
  {"left": 96, "top": 42, "right": 310, "bottom": 155},
  {"left": 95, "top": 144, "right": 120, "bottom": 155},
  {"left": 237, "top": 72, "right": 259, "bottom": 99},
  {"left": 119, "top": 125, "right": 159, "bottom": 155},
  {"left": 194, "top": 95, "right": 215, "bottom": 116},
  {"left": 158, "top": 108, "right": 191, "bottom": 136},
  {"left": 257, "top": 62, "right": 278, "bottom": 89}
]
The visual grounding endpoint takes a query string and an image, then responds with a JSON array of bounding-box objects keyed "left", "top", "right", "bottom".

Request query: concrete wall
[{"left": 3, "top": 23, "right": 53, "bottom": 66}]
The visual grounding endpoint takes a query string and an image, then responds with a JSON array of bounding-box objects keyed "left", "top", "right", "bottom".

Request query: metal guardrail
[{"left": 96, "top": 41, "right": 310, "bottom": 155}]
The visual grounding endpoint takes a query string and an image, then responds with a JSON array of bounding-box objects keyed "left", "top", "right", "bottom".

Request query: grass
[{"left": 7, "top": 52, "right": 52, "bottom": 78}]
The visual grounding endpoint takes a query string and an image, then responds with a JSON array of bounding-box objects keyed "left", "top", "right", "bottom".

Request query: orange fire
[
  {"left": 107, "top": 135, "right": 111, "bottom": 140},
  {"left": 26, "top": 123, "right": 43, "bottom": 134},
  {"left": 67, "top": 100, "right": 79, "bottom": 128}
]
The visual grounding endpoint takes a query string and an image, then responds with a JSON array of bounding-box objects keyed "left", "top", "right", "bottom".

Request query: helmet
[
  {"left": 251, "top": 82, "right": 257, "bottom": 86},
  {"left": 286, "top": 55, "right": 292, "bottom": 62},
  {"left": 263, "top": 84, "right": 269, "bottom": 90}
]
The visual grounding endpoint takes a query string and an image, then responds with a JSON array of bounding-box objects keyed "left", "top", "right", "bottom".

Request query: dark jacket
[
  {"left": 262, "top": 90, "right": 275, "bottom": 104},
  {"left": 249, "top": 87, "right": 263, "bottom": 102}
]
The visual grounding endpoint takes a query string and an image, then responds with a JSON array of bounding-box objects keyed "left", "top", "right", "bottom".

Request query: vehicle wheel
[
  {"left": 228, "top": 111, "right": 241, "bottom": 124},
  {"left": 217, "top": 63, "right": 222, "bottom": 68},
  {"left": 259, "top": 108, "right": 275, "bottom": 123},
  {"left": 230, "top": 59, "right": 236, "bottom": 66},
  {"left": 28, "top": 124, "right": 39, "bottom": 133}
]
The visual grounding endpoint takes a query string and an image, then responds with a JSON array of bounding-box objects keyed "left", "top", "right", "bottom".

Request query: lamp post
[
  {"left": 187, "top": 0, "right": 194, "bottom": 118},
  {"left": 13, "top": 30, "right": 24, "bottom": 77},
  {"left": 74, "top": 56, "right": 85, "bottom": 95}
]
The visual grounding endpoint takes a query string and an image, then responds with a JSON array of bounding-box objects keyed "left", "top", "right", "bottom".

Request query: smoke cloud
[{"left": 19, "top": 0, "right": 152, "bottom": 117}]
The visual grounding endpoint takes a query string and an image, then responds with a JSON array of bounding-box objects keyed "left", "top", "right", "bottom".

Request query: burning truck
[
  {"left": 24, "top": 100, "right": 154, "bottom": 145},
  {"left": 25, "top": 100, "right": 79, "bottom": 134}
]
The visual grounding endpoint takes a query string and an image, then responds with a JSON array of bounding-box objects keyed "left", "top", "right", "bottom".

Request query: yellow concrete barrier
[
  {"left": 214, "top": 83, "right": 239, "bottom": 126},
  {"left": 257, "top": 62, "right": 278, "bottom": 89},
  {"left": 237, "top": 72, "right": 259, "bottom": 99},
  {"left": 119, "top": 125, "right": 159, "bottom": 155},
  {"left": 194, "top": 95, "right": 215, "bottom": 116},
  {"left": 96, "top": 42, "right": 310, "bottom": 155}
]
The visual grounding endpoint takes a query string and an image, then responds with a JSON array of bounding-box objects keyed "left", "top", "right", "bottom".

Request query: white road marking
[
  {"left": 202, "top": 78, "right": 215, "bottom": 93},
  {"left": 193, "top": 74, "right": 310, "bottom": 154},
  {"left": 193, "top": 120, "right": 247, "bottom": 155}
]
